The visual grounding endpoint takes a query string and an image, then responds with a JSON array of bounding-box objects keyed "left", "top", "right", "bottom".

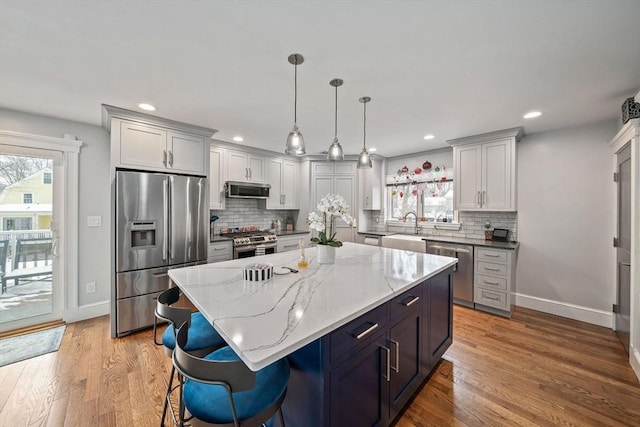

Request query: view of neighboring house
[{"left": 0, "top": 169, "right": 52, "bottom": 231}]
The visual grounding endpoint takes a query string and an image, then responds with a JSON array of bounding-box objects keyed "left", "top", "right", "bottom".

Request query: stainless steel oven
[
  {"left": 230, "top": 232, "right": 278, "bottom": 259},
  {"left": 234, "top": 243, "right": 277, "bottom": 259}
]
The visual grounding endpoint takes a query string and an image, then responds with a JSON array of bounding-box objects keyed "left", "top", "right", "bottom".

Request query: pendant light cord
[
  {"left": 334, "top": 84, "right": 338, "bottom": 139},
  {"left": 294, "top": 59, "right": 298, "bottom": 125},
  {"left": 363, "top": 102, "right": 367, "bottom": 149}
]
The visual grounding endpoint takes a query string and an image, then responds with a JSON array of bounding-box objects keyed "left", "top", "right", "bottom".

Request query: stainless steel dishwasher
[{"left": 426, "top": 241, "right": 474, "bottom": 307}]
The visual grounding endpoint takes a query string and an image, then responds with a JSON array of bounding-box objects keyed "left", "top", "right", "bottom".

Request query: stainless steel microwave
[{"left": 225, "top": 181, "right": 270, "bottom": 199}]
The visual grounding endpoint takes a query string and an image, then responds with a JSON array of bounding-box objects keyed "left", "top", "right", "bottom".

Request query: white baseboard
[
  {"left": 631, "top": 344, "right": 640, "bottom": 382},
  {"left": 514, "top": 293, "right": 613, "bottom": 328},
  {"left": 63, "top": 301, "right": 109, "bottom": 323}
]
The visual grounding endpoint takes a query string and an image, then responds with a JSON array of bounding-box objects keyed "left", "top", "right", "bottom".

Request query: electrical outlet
[
  {"left": 87, "top": 216, "right": 102, "bottom": 227},
  {"left": 86, "top": 282, "right": 96, "bottom": 293}
]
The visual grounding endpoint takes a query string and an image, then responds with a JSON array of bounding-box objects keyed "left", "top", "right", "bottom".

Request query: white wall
[
  {"left": 516, "top": 120, "right": 617, "bottom": 325},
  {"left": 0, "top": 108, "right": 111, "bottom": 311}
]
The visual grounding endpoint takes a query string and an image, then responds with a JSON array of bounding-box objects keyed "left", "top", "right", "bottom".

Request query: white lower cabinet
[
  {"left": 473, "top": 247, "right": 516, "bottom": 317},
  {"left": 277, "top": 233, "right": 310, "bottom": 253},
  {"left": 208, "top": 241, "right": 232, "bottom": 263}
]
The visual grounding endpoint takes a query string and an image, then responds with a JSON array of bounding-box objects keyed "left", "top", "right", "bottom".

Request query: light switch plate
[{"left": 87, "top": 216, "right": 102, "bottom": 227}]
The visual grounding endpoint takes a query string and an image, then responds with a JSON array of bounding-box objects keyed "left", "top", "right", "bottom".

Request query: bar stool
[
  {"left": 172, "top": 322, "right": 290, "bottom": 427},
  {"left": 154, "top": 286, "right": 227, "bottom": 426}
]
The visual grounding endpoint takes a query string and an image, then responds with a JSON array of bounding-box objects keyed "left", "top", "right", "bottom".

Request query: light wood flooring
[{"left": 1, "top": 306, "right": 639, "bottom": 426}]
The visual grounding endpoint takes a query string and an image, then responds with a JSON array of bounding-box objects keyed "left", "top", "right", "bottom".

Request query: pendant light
[
  {"left": 357, "top": 96, "right": 373, "bottom": 169},
  {"left": 327, "top": 78, "right": 345, "bottom": 162},
  {"left": 285, "top": 53, "right": 306, "bottom": 156}
]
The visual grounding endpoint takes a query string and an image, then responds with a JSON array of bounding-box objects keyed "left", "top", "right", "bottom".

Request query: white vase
[{"left": 316, "top": 244, "right": 336, "bottom": 265}]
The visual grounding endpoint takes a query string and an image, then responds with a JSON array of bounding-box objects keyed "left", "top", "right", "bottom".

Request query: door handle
[
  {"left": 280, "top": 194, "right": 286, "bottom": 205},
  {"left": 381, "top": 345, "right": 391, "bottom": 382},
  {"left": 168, "top": 150, "right": 174, "bottom": 167},
  {"left": 163, "top": 150, "right": 167, "bottom": 167},
  {"left": 620, "top": 262, "right": 631, "bottom": 267},
  {"left": 390, "top": 339, "right": 400, "bottom": 372},
  {"left": 477, "top": 191, "right": 481, "bottom": 206}
]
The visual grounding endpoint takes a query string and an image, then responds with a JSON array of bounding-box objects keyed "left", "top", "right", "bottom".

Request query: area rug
[{"left": 0, "top": 325, "right": 65, "bottom": 367}]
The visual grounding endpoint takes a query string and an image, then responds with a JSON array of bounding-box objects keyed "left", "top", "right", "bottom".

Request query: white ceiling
[{"left": 1, "top": 1, "right": 639, "bottom": 158}]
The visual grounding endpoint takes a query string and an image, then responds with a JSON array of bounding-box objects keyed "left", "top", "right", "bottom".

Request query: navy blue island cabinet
[{"left": 282, "top": 267, "right": 454, "bottom": 427}]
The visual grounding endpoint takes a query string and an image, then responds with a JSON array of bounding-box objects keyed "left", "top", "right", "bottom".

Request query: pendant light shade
[
  {"left": 357, "top": 96, "right": 372, "bottom": 169},
  {"left": 285, "top": 53, "right": 306, "bottom": 156},
  {"left": 327, "top": 78, "right": 345, "bottom": 162}
]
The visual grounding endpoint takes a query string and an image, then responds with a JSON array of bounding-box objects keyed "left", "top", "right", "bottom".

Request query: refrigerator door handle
[{"left": 163, "top": 177, "right": 169, "bottom": 261}]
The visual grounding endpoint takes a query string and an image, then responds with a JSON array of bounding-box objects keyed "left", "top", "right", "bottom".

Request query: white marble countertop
[{"left": 168, "top": 242, "right": 457, "bottom": 371}]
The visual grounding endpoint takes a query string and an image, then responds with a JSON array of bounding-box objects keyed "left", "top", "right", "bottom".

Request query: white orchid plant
[{"left": 307, "top": 193, "right": 357, "bottom": 247}]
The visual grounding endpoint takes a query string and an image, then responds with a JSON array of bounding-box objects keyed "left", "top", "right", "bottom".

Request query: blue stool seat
[
  {"left": 183, "top": 347, "right": 290, "bottom": 424},
  {"left": 162, "top": 312, "right": 225, "bottom": 352}
]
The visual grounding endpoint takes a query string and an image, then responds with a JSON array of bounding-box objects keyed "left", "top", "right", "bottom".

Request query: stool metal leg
[{"left": 160, "top": 364, "right": 175, "bottom": 427}]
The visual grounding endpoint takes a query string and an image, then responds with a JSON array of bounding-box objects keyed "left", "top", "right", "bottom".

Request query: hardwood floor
[{"left": 1, "top": 306, "right": 638, "bottom": 426}]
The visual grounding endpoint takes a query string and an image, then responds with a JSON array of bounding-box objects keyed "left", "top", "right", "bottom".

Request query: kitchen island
[{"left": 169, "top": 242, "right": 457, "bottom": 426}]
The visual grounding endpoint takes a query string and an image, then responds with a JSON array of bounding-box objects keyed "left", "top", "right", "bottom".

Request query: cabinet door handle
[
  {"left": 245, "top": 168, "right": 248, "bottom": 179},
  {"left": 381, "top": 345, "right": 391, "bottom": 382},
  {"left": 390, "top": 339, "right": 400, "bottom": 372},
  {"left": 280, "top": 194, "right": 286, "bottom": 205},
  {"left": 168, "top": 150, "right": 174, "bottom": 167},
  {"left": 483, "top": 280, "right": 499, "bottom": 285},
  {"left": 485, "top": 253, "right": 500, "bottom": 257},
  {"left": 402, "top": 296, "right": 420, "bottom": 307},
  {"left": 163, "top": 150, "right": 167, "bottom": 167},
  {"left": 282, "top": 244, "right": 298, "bottom": 249},
  {"left": 484, "top": 294, "right": 500, "bottom": 301},
  {"left": 248, "top": 168, "right": 252, "bottom": 179},
  {"left": 484, "top": 267, "right": 500, "bottom": 272},
  {"left": 477, "top": 191, "right": 481, "bottom": 206},
  {"left": 213, "top": 247, "right": 226, "bottom": 251},
  {"left": 482, "top": 190, "right": 486, "bottom": 205},
  {"left": 620, "top": 262, "right": 631, "bottom": 267},
  {"left": 352, "top": 322, "right": 379, "bottom": 339}
]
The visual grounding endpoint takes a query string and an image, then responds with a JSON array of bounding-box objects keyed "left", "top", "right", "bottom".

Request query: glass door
[{"left": 0, "top": 149, "right": 61, "bottom": 332}]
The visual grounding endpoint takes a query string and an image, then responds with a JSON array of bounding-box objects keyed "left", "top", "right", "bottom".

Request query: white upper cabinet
[
  {"left": 358, "top": 158, "right": 382, "bottom": 210},
  {"left": 311, "top": 162, "right": 356, "bottom": 243},
  {"left": 449, "top": 127, "right": 523, "bottom": 211},
  {"left": 209, "top": 146, "right": 225, "bottom": 210},
  {"left": 116, "top": 120, "right": 206, "bottom": 174},
  {"left": 263, "top": 157, "right": 299, "bottom": 209},
  {"left": 104, "top": 106, "right": 215, "bottom": 176},
  {"left": 226, "top": 149, "right": 265, "bottom": 183}
]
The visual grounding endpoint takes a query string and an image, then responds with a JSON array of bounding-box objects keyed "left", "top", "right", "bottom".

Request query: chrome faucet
[{"left": 402, "top": 211, "right": 422, "bottom": 234}]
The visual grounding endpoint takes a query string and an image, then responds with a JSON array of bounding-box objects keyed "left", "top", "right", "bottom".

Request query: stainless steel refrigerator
[{"left": 112, "top": 170, "right": 207, "bottom": 337}]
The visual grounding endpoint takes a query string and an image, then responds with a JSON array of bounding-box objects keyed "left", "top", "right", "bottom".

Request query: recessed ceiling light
[
  {"left": 138, "top": 103, "right": 156, "bottom": 111},
  {"left": 523, "top": 111, "right": 542, "bottom": 119},
  {"left": 423, "top": 134, "right": 435, "bottom": 140},
  {"left": 232, "top": 136, "right": 244, "bottom": 142},
  {"left": 368, "top": 147, "right": 377, "bottom": 152}
]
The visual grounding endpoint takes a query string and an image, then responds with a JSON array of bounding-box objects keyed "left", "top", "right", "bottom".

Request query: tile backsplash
[
  {"left": 366, "top": 209, "right": 518, "bottom": 241},
  {"left": 211, "top": 198, "right": 298, "bottom": 234}
]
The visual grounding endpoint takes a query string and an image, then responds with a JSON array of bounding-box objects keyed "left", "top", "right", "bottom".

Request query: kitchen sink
[{"left": 380, "top": 234, "right": 427, "bottom": 253}]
